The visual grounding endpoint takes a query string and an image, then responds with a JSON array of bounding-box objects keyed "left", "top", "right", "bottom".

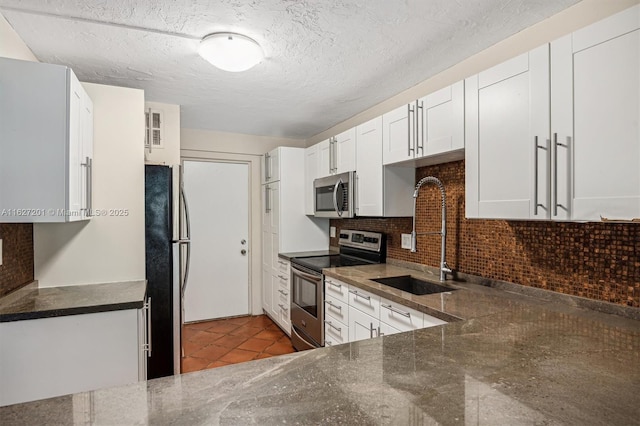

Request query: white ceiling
[{"left": 1, "top": 0, "right": 579, "bottom": 139}]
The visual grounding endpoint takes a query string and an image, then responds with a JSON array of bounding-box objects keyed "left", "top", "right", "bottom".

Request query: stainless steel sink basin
[{"left": 371, "top": 275, "right": 456, "bottom": 295}]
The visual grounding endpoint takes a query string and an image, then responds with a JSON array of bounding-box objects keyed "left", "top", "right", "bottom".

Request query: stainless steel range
[{"left": 290, "top": 229, "right": 386, "bottom": 351}]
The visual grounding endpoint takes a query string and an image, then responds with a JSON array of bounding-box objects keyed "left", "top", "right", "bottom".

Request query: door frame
[{"left": 181, "top": 150, "right": 262, "bottom": 315}]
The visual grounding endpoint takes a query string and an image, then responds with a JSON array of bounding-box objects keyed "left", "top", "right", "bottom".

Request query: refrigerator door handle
[{"left": 180, "top": 185, "right": 192, "bottom": 298}]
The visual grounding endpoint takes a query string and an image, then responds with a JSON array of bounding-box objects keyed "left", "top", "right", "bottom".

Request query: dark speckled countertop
[
  {"left": 0, "top": 280, "right": 147, "bottom": 322},
  {"left": 1, "top": 266, "right": 639, "bottom": 425}
]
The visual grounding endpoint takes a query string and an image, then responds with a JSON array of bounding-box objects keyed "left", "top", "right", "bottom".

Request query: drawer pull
[
  {"left": 278, "top": 275, "right": 288, "bottom": 280},
  {"left": 325, "top": 340, "right": 333, "bottom": 346},
  {"left": 324, "top": 320, "right": 342, "bottom": 332},
  {"left": 325, "top": 300, "right": 342, "bottom": 311},
  {"left": 278, "top": 289, "right": 288, "bottom": 296},
  {"left": 278, "top": 260, "right": 287, "bottom": 265},
  {"left": 278, "top": 303, "right": 289, "bottom": 312},
  {"left": 349, "top": 289, "right": 371, "bottom": 301},
  {"left": 327, "top": 280, "right": 342, "bottom": 289},
  {"left": 381, "top": 304, "right": 411, "bottom": 318}
]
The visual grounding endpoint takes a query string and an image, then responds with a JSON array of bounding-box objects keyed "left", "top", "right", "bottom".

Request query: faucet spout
[{"left": 411, "top": 176, "right": 451, "bottom": 282}]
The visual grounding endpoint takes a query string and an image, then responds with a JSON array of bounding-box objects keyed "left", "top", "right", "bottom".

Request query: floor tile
[
  {"left": 214, "top": 334, "right": 249, "bottom": 349},
  {"left": 254, "top": 352, "right": 274, "bottom": 360},
  {"left": 182, "top": 340, "right": 203, "bottom": 357},
  {"left": 182, "top": 328, "right": 200, "bottom": 341},
  {"left": 264, "top": 340, "right": 295, "bottom": 355},
  {"left": 247, "top": 316, "right": 276, "bottom": 328},
  {"left": 190, "top": 344, "right": 231, "bottom": 361},
  {"left": 237, "top": 338, "right": 273, "bottom": 353},
  {"left": 186, "top": 320, "right": 219, "bottom": 330},
  {"left": 219, "top": 348, "right": 259, "bottom": 364},
  {"left": 254, "top": 329, "right": 285, "bottom": 341},
  {"left": 228, "top": 325, "right": 263, "bottom": 338},
  {"left": 205, "top": 321, "right": 242, "bottom": 334},
  {"left": 188, "top": 330, "right": 225, "bottom": 346},
  {"left": 181, "top": 357, "right": 211, "bottom": 373},
  {"left": 226, "top": 316, "right": 253, "bottom": 326},
  {"left": 206, "top": 360, "right": 231, "bottom": 369}
]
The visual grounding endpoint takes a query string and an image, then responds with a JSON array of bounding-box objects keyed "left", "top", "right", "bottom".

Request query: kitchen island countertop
[
  {"left": 0, "top": 280, "right": 147, "bottom": 322},
  {"left": 1, "top": 266, "right": 638, "bottom": 425}
]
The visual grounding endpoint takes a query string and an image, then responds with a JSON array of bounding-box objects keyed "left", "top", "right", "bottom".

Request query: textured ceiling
[{"left": 0, "top": 0, "right": 579, "bottom": 139}]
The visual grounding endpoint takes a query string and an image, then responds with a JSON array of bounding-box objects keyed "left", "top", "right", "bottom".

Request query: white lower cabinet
[
  {"left": 0, "top": 308, "right": 145, "bottom": 407},
  {"left": 348, "top": 305, "right": 380, "bottom": 342},
  {"left": 271, "top": 259, "right": 291, "bottom": 335},
  {"left": 325, "top": 277, "right": 448, "bottom": 346}
]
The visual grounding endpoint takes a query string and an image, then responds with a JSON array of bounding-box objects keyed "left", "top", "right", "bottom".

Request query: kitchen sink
[{"left": 371, "top": 275, "right": 456, "bottom": 295}]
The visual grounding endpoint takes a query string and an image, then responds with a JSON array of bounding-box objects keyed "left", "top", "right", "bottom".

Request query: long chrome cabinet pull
[
  {"left": 327, "top": 280, "right": 342, "bottom": 289},
  {"left": 349, "top": 289, "right": 371, "bottom": 301},
  {"left": 278, "top": 289, "right": 288, "bottom": 296},
  {"left": 324, "top": 320, "right": 341, "bottom": 332},
  {"left": 407, "top": 104, "right": 415, "bottom": 156},
  {"left": 533, "top": 136, "right": 548, "bottom": 216},
  {"left": 369, "top": 323, "right": 376, "bottom": 339},
  {"left": 146, "top": 297, "right": 152, "bottom": 357},
  {"left": 325, "top": 300, "right": 342, "bottom": 310},
  {"left": 277, "top": 275, "right": 287, "bottom": 280},
  {"left": 553, "top": 133, "right": 567, "bottom": 216},
  {"left": 416, "top": 100, "right": 423, "bottom": 154},
  {"left": 265, "top": 185, "right": 271, "bottom": 213},
  {"left": 381, "top": 304, "right": 411, "bottom": 318},
  {"left": 418, "top": 100, "right": 424, "bottom": 153}
]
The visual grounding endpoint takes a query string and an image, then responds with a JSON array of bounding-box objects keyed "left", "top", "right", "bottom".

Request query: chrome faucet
[{"left": 411, "top": 176, "right": 452, "bottom": 282}]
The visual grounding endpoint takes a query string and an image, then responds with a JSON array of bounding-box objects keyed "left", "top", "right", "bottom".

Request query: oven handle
[
  {"left": 292, "top": 327, "right": 321, "bottom": 350},
  {"left": 292, "top": 267, "right": 322, "bottom": 283}
]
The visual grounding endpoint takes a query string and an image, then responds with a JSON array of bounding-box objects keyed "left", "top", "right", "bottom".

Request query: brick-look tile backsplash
[
  {"left": 0, "top": 224, "right": 34, "bottom": 297},
  {"left": 331, "top": 160, "right": 639, "bottom": 308}
]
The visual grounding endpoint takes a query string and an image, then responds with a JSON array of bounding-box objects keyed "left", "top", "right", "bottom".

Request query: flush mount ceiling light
[{"left": 198, "top": 32, "right": 264, "bottom": 72}]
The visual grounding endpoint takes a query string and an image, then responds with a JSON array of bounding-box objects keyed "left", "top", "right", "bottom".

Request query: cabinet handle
[
  {"left": 369, "top": 322, "right": 375, "bottom": 339},
  {"left": 378, "top": 326, "right": 384, "bottom": 337},
  {"left": 88, "top": 158, "right": 92, "bottom": 216},
  {"left": 278, "top": 260, "right": 287, "bottom": 266},
  {"left": 417, "top": 100, "right": 423, "bottom": 153},
  {"left": 278, "top": 289, "right": 288, "bottom": 296},
  {"left": 349, "top": 289, "right": 371, "bottom": 301},
  {"left": 381, "top": 303, "right": 411, "bottom": 318},
  {"left": 407, "top": 104, "right": 415, "bottom": 156},
  {"left": 265, "top": 153, "right": 271, "bottom": 181},
  {"left": 278, "top": 303, "right": 288, "bottom": 312},
  {"left": 533, "top": 136, "right": 548, "bottom": 216},
  {"left": 327, "top": 280, "right": 342, "bottom": 289},
  {"left": 324, "top": 320, "right": 342, "bottom": 332},
  {"left": 278, "top": 275, "right": 287, "bottom": 280},
  {"left": 553, "top": 133, "right": 568, "bottom": 216},
  {"left": 145, "top": 297, "right": 152, "bottom": 357},
  {"left": 325, "top": 340, "right": 333, "bottom": 346},
  {"left": 265, "top": 185, "right": 271, "bottom": 213},
  {"left": 355, "top": 173, "right": 359, "bottom": 214},
  {"left": 325, "top": 300, "right": 342, "bottom": 311}
]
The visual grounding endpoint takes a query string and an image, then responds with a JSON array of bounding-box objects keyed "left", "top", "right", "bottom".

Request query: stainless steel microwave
[{"left": 314, "top": 171, "right": 355, "bottom": 218}]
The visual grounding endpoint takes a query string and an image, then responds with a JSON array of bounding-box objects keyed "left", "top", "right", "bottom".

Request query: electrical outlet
[
  {"left": 401, "top": 234, "right": 412, "bottom": 250},
  {"left": 330, "top": 226, "right": 336, "bottom": 238}
]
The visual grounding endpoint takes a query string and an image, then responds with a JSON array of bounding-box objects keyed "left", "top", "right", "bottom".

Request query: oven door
[
  {"left": 290, "top": 265, "right": 324, "bottom": 348},
  {"left": 314, "top": 171, "right": 355, "bottom": 218}
]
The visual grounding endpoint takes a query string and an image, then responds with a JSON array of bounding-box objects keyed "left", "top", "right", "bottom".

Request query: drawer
[
  {"left": 276, "top": 287, "right": 289, "bottom": 305},
  {"left": 276, "top": 258, "right": 290, "bottom": 274},
  {"left": 324, "top": 277, "right": 349, "bottom": 303},
  {"left": 324, "top": 313, "right": 348, "bottom": 346},
  {"left": 380, "top": 300, "right": 424, "bottom": 332},
  {"left": 274, "top": 273, "right": 289, "bottom": 290},
  {"left": 348, "top": 286, "right": 380, "bottom": 318},
  {"left": 324, "top": 295, "right": 348, "bottom": 324},
  {"left": 424, "top": 312, "right": 447, "bottom": 328}
]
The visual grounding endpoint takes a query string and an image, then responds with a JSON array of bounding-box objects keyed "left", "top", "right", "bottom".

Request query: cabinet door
[
  {"left": 552, "top": 6, "right": 640, "bottom": 221},
  {"left": 356, "top": 117, "right": 383, "bottom": 216},
  {"left": 324, "top": 313, "right": 348, "bottom": 346},
  {"left": 270, "top": 181, "right": 280, "bottom": 234},
  {"left": 382, "top": 103, "right": 415, "bottom": 165},
  {"left": 348, "top": 305, "right": 380, "bottom": 342},
  {"left": 318, "top": 138, "right": 332, "bottom": 177},
  {"left": 80, "top": 86, "right": 94, "bottom": 220},
  {"left": 304, "top": 144, "right": 319, "bottom": 215},
  {"left": 335, "top": 127, "right": 356, "bottom": 174},
  {"left": 68, "top": 73, "right": 84, "bottom": 220},
  {"left": 465, "top": 45, "right": 550, "bottom": 220},
  {"left": 262, "top": 265, "right": 272, "bottom": 313},
  {"left": 419, "top": 80, "right": 464, "bottom": 157}
]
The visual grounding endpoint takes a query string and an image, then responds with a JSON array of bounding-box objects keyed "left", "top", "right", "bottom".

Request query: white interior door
[{"left": 183, "top": 160, "right": 250, "bottom": 322}]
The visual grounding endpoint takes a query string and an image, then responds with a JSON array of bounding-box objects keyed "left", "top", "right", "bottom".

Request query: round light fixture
[{"left": 198, "top": 32, "right": 264, "bottom": 72}]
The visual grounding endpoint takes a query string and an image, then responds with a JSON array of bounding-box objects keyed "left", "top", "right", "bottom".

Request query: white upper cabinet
[
  {"left": 420, "top": 80, "right": 465, "bottom": 156},
  {"left": 318, "top": 138, "right": 332, "bottom": 177},
  {"left": 335, "top": 127, "right": 357, "bottom": 174},
  {"left": 466, "top": 5, "right": 639, "bottom": 222},
  {"left": 356, "top": 117, "right": 384, "bottom": 216},
  {"left": 304, "top": 144, "right": 320, "bottom": 215},
  {"left": 356, "top": 117, "right": 415, "bottom": 217},
  {"left": 465, "top": 45, "right": 551, "bottom": 220},
  {"left": 383, "top": 80, "right": 465, "bottom": 166},
  {"left": 0, "top": 58, "right": 94, "bottom": 222},
  {"left": 551, "top": 5, "right": 640, "bottom": 221}
]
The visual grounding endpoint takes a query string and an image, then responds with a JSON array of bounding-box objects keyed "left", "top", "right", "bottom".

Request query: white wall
[
  {"left": 181, "top": 128, "right": 305, "bottom": 156},
  {"left": 307, "top": 0, "right": 640, "bottom": 145},
  {"left": 0, "top": 13, "right": 37, "bottom": 61},
  {"left": 144, "top": 101, "right": 181, "bottom": 166},
  {"left": 34, "top": 83, "right": 146, "bottom": 287}
]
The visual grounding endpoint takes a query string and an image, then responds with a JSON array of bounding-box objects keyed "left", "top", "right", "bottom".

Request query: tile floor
[{"left": 181, "top": 314, "right": 296, "bottom": 373}]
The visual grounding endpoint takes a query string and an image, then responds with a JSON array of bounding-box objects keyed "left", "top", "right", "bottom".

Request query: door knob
[
  {"left": 241, "top": 239, "right": 246, "bottom": 245},
  {"left": 241, "top": 249, "right": 247, "bottom": 255}
]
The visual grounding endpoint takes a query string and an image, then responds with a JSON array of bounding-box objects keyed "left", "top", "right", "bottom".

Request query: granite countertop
[
  {"left": 2, "top": 266, "right": 639, "bottom": 425},
  {"left": 278, "top": 247, "right": 339, "bottom": 260},
  {"left": 0, "top": 280, "right": 147, "bottom": 322}
]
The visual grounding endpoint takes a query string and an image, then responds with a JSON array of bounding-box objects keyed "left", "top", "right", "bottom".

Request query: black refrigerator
[{"left": 145, "top": 165, "right": 190, "bottom": 379}]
